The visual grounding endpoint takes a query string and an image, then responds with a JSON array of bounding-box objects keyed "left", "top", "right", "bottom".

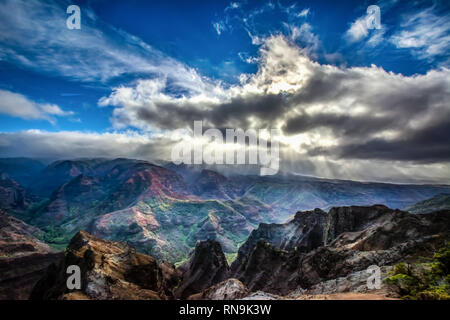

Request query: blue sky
[{"left": 0, "top": 0, "right": 449, "bottom": 183}]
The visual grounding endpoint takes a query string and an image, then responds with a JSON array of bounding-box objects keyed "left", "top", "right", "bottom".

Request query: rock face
[
  {"left": 0, "top": 210, "right": 50, "bottom": 255},
  {"left": 230, "top": 205, "right": 450, "bottom": 295},
  {"left": 175, "top": 240, "right": 230, "bottom": 299},
  {"left": 0, "top": 176, "right": 27, "bottom": 211},
  {"left": 0, "top": 210, "right": 62, "bottom": 299},
  {"left": 30, "top": 231, "right": 180, "bottom": 300},
  {"left": 295, "top": 266, "right": 395, "bottom": 297},
  {"left": 324, "top": 205, "right": 392, "bottom": 245},
  {"left": 240, "top": 291, "right": 283, "bottom": 300},
  {"left": 188, "top": 278, "right": 249, "bottom": 300},
  {"left": 231, "top": 208, "right": 327, "bottom": 277}
]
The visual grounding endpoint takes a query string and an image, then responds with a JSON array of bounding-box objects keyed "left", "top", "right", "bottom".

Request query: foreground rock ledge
[{"left": 30, "top": 230, "right": 180, "bottom": 300}]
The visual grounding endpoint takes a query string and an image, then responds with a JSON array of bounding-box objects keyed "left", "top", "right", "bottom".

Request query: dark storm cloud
[
  {"left": 133, "top": 93, "right": 290, "bottom": 130},
  {"left": 283, "top": 113, "right": 398, "bottom": 137},
  {"left": 308, "top": 110, "right": 450, "bottom": 162}
]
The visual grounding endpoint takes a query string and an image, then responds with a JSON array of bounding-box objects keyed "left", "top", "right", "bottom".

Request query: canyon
[{"left": 0, "top": 157, "right": 449, "bottom": 300}]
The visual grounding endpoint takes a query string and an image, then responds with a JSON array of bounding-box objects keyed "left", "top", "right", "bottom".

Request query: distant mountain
[
  {"left": 28, "top": 158, "right": 129, "bottom": 196},
  {"left": 0, "top": 158, "right": 45, "bottom": 186},
  {"left": 24, "top": 159, "right": 265, "bottom": 261},
  {"left": 2, "top": 157, "right": 450, "bottom": 264},
  {"left": 404, "top": 193, "right": 450, "bottom": 214}
]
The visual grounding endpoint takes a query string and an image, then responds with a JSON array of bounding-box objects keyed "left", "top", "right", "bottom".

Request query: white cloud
[
  {"left": 284, "top": 22, "right": 320, "bottom": 57},
  {"left": 366, "top": 28, "right": 386, "bottom": 47},
  {"left": 226, "top": 2, "right": 240, "bottom": 11},
  {"left": 0, "top": 0, "right": 203, "bottom": 84},
  {"left": 390, "top": 8, "right": 450, "bottom": 61},
  {"left": 245, "top": 29, "right": 264, "bottom": 45},
  {"left": 238, "top": 52, "right": 259, "bottom": 64},
  {"left": 40, "top": 104, "right": 74, "bottom": 117},
  {"left": 346, "top": 16, "right": 371, "bottom": 42},
  {"left": 0, "top": 89, "right": 73, "bottom": 123},
  {"left": 345, "top": 6, "right": 385, "bottom": 45},
  {"left": 297, "top": 8, "right": 310, "bottom": 18},
  {"left": 213, "top": 22, "right": 226, "bottom": 35}
]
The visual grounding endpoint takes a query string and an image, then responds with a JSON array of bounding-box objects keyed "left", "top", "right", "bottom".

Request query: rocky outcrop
[
  {"left": 30, "top": 231, "right": 180, "bottom": 300},
  {"left": 187, "top": 278, "right": 249, "bottom": 300},
  {"left": 0, "top": 210, "right": 62, "bottom": 299},
  {"left": 240, "top": 291, "right": 284, "bottom": 300},
  {"left": 175, "top": 240, "right": 230, "bottom": 299},
  {"left": 0, "top": 176, "right": 27, "bottom": 210},
  {"left": 293, "top": 293, "right": 398, "bottom": 300},
  {"left": 292, "top": 266, "right": 395, "bottom": 297},
  {"left": 230, "top": 206, "right": 450, "bottom": 295},
  {"left": 0, "top": 210, "right": 50, "bottom": 255},
  {"left": 18, "top": 205, "right": 449, "bottom": 300},
  {"left": 231, "top": 208, "right": 327, "bottom": 276},
  {"left": 324, "top": 205, "right": 392, "bottom": 245}
]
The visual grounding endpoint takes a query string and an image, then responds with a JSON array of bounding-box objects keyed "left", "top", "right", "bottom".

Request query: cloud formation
[
  {"left": 0, "top": 0, "right": 202, "bottom": 84},
  {"left": 390, "top": 7, "right": 450, "bottom": 61},
  {"left": 0, "top": 130, "right": 169, "bottom": 160},
  {"left": 0, "top": 89, "right": 73, "bottom": 123},
  {"left": 99, "top": 35, "right": 450, "bottom": 169}
]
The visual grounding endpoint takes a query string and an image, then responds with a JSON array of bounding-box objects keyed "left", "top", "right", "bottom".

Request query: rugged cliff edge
[
  {"left": 175, "top": 239, "right": 230, "bottom": 299},
  {"left": 26, "top": 205, "right": 450, "bottom": 300},
  {"left": 0, "top": 210, "right": 63, "bottom": 299},
  {"left": 230, "top": 205, "right": 450, "bottom": 295},
  {"left": 30, "top": 231, "right": 180, "bottom": 300}
]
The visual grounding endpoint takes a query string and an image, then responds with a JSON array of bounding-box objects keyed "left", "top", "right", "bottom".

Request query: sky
[{"left": 0, "top": 0, "right": 449, "bottom": 183}]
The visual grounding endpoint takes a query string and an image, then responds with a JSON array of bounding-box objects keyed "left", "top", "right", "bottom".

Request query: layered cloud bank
[{"left": 99, "top": 36, "right": 450, "bottom": 167}]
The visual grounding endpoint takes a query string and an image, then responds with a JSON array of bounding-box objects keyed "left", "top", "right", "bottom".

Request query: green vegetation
[
  {"left": 38, "top": 225, "right": 74, "bottom": 250},
  {"left": 385, "top": 244, "right": 450, "bottom": 300},
  {"left": 405, "top": 193, "right": 450, "bottom": 214},
  {"left": 174, "top": 257, "right": 188, "bottom": 268},
  {"left": 16, "top": 198, "right": 50, "bottom": 223},
  {"left": 225, "top": 252, "right": 237, "bottom": 265}
]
